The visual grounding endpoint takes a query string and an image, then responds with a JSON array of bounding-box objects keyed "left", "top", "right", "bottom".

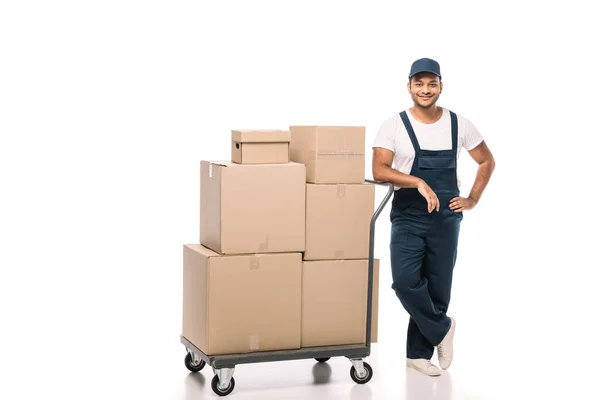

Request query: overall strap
[
  {"left": 399, "top": 111, "right": 421, "bottom": 152},
  {"left": 450, "top": 111, "right": 458, "bottom": 152}
]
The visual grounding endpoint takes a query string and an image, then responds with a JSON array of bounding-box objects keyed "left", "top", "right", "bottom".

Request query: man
[{"left": 372, "top": 58, "right": 495, "bottom": 376}]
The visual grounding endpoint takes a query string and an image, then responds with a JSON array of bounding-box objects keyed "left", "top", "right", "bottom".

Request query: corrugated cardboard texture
[
  {"left": 199, "top": 161, "right": 222, "bottom": 254},
  {"left": 304, "top": 183, "right": 375, "bottom": 260},
  {"left": 231, "top": 141, "right": 289, "bottom": 164},
  {"left": 183, "top": 244, "right": 302, "bottom": 355},
  {"left": 301, "top": 259, "right": 380, "bottom": 347},
  {"left": 289, "top": 126, "right": 365, "bottom": 183},
  {"left": 372, "top": 259, "right": 379, "bottom": 343},
  {"left": 200, "top": 161, "right": 306, "bottom": 254},
  {"left": 231, "top": 130, "right": 291, "bottom": 143},
  {"left": 182, "top": 244, "right": 210, "bottom": 353}
]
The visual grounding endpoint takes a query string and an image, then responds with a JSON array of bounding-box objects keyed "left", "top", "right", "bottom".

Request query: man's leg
[
  {"left": 424, "top": 204, "right": 462, "bottom": 368},
  {"left": 390, "top": 214, "right": 448, "bottom": 360},
  {"left": 406, "top": 317, "right": 433, "bottom": 360}
]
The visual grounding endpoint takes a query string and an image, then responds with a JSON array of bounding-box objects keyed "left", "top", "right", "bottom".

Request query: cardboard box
[
  {"left": 182, "top": 244, "right": 302, "bottom": 355},
  {"left": 200, "top": 161, "right": 306, "bottom": 255},
  {"left": 231, "top": 130, "right": 291, "bottom": 164},
  {"left": 304, "top": 183, "right": 375, "bottom": 260},
  {"left": 289, "top": 126, "right": 365, "bottom": 184},
  {"left": 301, "top": 259, "right": 380, "bottom": 347}
]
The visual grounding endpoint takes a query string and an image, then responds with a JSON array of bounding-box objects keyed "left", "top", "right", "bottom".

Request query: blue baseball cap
[{"left": 409, "top": 58, "right": 441, "bottom": 79}]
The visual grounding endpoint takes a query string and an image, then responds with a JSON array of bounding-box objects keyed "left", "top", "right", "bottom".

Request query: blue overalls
[{"left": 390, "top": 110, "right": 463, "bottom": 360}]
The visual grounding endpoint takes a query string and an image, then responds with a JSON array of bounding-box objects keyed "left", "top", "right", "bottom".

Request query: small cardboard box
[
  {"left": 304, "top": 183, "right": 375, "bottom": 260},
  {"left": 231, "top": 130, "right": 291, "bottom": 164},
  {"left": 301, "top": 259, "right": 380, "bottom": 347},
  {"left": 200, "top": 161, "right": 306, "bottom": 255},
  {"left": 289, "top": 126, "right": 365, "bottom": 183},
  {"left": 182, "top": 244, "right": 302, "bottom": 355}
]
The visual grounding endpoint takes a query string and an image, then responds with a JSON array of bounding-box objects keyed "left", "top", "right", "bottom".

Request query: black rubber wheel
[
  {"left": 315, "top": 357, "right": 331, "bottom": 363},
  {"left": 350, "top": 362, "right": 373, "bottom": 384},
  {"left": 184, "top": 353, "right": 205, "bottom": 372},
  {"left": 211, "top": 375, "right": 236, "bottom": 396}
]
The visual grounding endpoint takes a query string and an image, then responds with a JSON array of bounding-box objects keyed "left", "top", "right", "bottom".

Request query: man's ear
[
  {"left": 440, "top": 81, "right": 443, "bottom": 93},
  {"left": 407, "top": 81, "right": 411, "bottom": 93}
]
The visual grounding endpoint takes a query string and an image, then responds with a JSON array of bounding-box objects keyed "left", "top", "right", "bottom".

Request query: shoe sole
[
  {"left": 439, "top": 318, "right": 456, "bottom": 370},
  {"left": 406, "top": 363, "right": 441, "bottom": 377}
]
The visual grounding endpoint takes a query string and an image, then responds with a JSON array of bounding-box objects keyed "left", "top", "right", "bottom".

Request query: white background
[{"left": 1, "top": 1, "right": 598, "bottom": 399}]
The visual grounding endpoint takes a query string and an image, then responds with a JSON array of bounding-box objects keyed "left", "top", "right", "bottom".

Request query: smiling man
[{"left": 372, "top": 58, "right": 495, "bottom": 376}]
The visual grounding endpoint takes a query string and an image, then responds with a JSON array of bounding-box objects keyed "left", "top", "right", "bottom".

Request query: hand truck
[{"left": 181, "top": 179, "right": 395, "bottom": 396}]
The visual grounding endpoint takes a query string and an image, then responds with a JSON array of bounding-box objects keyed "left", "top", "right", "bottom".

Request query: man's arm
[
  {"left": 466, "top": 140, "right": 495, "bottom": 203},
  {"left": 449, "top": 140, "right": 496, "bottom": 212},
  {"left": 372, "top": 147, "right": 440, "bottom": 213},
  {"left": 372, "top": 147, "right": 420, "bottom": 188}
]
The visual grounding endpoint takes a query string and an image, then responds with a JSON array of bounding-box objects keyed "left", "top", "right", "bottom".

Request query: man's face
[{"left": 407, "top": 73, "right": 442, "bottom": 109}]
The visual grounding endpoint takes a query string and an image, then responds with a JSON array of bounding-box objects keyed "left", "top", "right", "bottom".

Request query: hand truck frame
[{"left": 181, "top": 179, "right": 394, "bottom": 396}]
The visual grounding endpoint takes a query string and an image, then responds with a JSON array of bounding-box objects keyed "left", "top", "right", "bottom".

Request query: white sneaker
[
  {"left": 437, "top": 317, "right": 456, "bottom": 370},
  {"left": 406, "top": 358, "right": 442, "bottom": 376}
]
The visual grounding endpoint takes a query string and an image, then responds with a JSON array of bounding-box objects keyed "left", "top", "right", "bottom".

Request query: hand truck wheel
[
  {"left": 350, "top": 361, "right": 373, "bottom": 384},
  {"left": 184, "top": 352, "right": 205, "bottom": 372},
  {"left": 211, "top": 374, "right": 236, "bottom": 396}
]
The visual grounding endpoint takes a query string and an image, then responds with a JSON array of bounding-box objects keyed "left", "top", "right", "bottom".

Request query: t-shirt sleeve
[
  {"left": 372, "top": 118, "right": 396, "bottom": 153},
  {"left": 463, "top": 117, "right": 484, "bottom": 150}
]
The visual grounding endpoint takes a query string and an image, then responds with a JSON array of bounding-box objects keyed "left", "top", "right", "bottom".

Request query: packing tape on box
[
  {"left": 208, "top": 164, "right": 213, "bottom": 178},
  {"left": 249, "top": 333, "right": 260, "bottom": 351},
  {"left": 250, "top": 256, "right": 259, "bottom": 270},
  {"left": 336, "top": 185, "right": 346, "bottom": 198},
  {"left": 306, "top": 149, "right": 363, "bottom": 160},
  {"left": 316, "top": 151, "right": 364, "bottom": 157},
  {"left": 258, "top": 236, "right": 269, "bottom": 252},
  {"left": 334, "top": 250, "right": 344, "bottom": 258}
]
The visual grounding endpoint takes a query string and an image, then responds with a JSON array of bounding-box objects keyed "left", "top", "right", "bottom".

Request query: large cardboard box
[
  {"left": 182, "top": 244, "right": 302, "bottom": 355},
  {"left": 301, "top": 259, "right": 380, "bottom": 347},
  {"left": 231, "top": 130, "right": 291, "bottom": 164},
  {"left": 304, "top": 183, "right": 375, "bottom": 260},
  {"left": 200, "top": 161, "right": 306, "bottom": 255},
  {"left": 289, "top": 125, "right": 365, "bottom": 184}
]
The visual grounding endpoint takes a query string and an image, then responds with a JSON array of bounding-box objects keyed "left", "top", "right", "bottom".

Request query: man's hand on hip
[{"left": 449, "top": 197, "right": 477, "bottom": 212}]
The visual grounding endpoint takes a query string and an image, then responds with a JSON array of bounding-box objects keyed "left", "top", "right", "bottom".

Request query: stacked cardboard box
[
  {"left": 182, "top": 127, "right": 379, "bottom": 356},
  {"left": 290, "top": 126, "right": 379, "bottom": 347}
]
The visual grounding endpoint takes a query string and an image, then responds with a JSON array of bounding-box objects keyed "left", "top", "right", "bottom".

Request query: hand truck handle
[
  {"left": 364, "top": 179, "right": 395, "bottom": 226},
  {"left": 364, "top": 179, "right": 395, "bottom": 348}
]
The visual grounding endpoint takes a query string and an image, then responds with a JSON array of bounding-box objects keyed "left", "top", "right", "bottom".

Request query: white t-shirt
[{"left": 373, "top": 107, "right": 483, "bottom": 188}]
